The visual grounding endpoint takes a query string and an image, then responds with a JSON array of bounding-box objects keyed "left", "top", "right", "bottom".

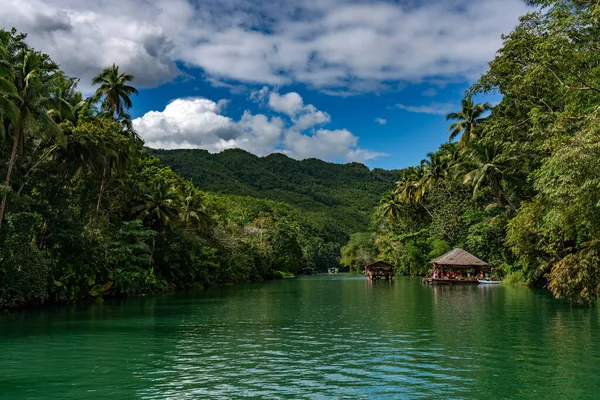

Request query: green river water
[{"left": 1, "top": 274, "right": 600, "bottom": 399}]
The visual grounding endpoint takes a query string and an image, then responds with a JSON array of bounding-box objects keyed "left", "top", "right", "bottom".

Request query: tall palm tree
[
  {"left": 91, "top": 64, "right": 138, "bottom": 119},
  {"left": 0, "top": 30, "right": 18, "bottom": 141},
  {"left": 0, "top": 49, "right": 60, "bottom": 224},
  {"left": 446, "top": 97, "right": 492, "bottom": 149},
  {"left": 94, "top": 128, "right": 131, "bottom": 215}
]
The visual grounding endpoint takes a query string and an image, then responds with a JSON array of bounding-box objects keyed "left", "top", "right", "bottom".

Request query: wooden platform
[{"left": 421, "top": 278, "right": 480, "bottom": 285}]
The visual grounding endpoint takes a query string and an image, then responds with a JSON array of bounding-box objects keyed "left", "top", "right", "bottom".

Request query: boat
[
  {"left": 422, "top": 278, "right": 479, "bottom": 285},
  {"left": 478, "top": 280, "right": 501, "bottom": 285},
  {"left": 328, "top": 267, "right": 339, "bottom": 274}
]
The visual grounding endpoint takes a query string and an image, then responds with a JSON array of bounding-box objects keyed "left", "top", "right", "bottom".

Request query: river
[{"left": 1, "top": 274, "right": 600, "bottom": 399}]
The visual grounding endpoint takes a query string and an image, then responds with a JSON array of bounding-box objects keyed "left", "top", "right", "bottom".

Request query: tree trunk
[
  {"left": 420, "top": 203, "right": 434, "bottom": 218},
  {"left": 17, "top": 145, "right": 59, "bottom": 197},
  {"left": 96, "top": 167, "right": 107, "bottom": 215},
  {"left": 0, "top": 122, "right": 22, "bottom": 226}
]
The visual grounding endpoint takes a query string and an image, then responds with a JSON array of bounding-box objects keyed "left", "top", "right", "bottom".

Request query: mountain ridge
[{"left": 148, "top": 148, "right": 402, "bottom": 234}]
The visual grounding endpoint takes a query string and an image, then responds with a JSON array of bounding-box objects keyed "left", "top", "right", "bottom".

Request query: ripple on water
[{"left": 2, "top": 276, "right": 600, "bottom": 399}]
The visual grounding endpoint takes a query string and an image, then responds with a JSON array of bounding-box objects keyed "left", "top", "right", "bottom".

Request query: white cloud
[
  {"left": 133, "top": 93, "right": 381, "bottom": 163},
  {"left": 132, "top": 98, "right": 240, "bottom": 152},
  {"left": 0, "top": 0, "right": 531, "bottom": 93},
  {"left": 283, "top": 129, "right": 385, "bottom": 163},
  {"left": 292, "top": 105, "right": 331, "bottom": 131},
  {"left": 422, "top": 88, "right": 438, "bottom": 97},
  {"left": 375, "top": 118, "right": 387, "bottom": 125},
  {"left": 268, "top": 92, "right": 304, "bottom": 117},
  {"left": 395, "top": 103, "right": 456, "bottom": 115},
  {"left": 252, "top": 87, "right": 331, "bottom": 130}
]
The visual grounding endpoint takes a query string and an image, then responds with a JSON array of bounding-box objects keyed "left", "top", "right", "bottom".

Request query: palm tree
[
  {"left": 460, "top": 141, "right": 517, "bottom": 209},
  {"left": 378, "top": 190, "right": 403, "bottom": 221},
  {"left": 0, "top": 49, "right": 60, "bottom": 224},
  {"left": 48, "top": 72, "right": 86, "bottom": 125},
  {"left": 446, "top": 97, "right": 492, "bottom": 149},
  {"left": 91, "top": 64, "right": 138, "bottom": 119},
  {"left": 420, "top": 152, "right": 448, "bottom": 190},
  {"left": 94, "top": 127, "right": 131, "bottom": 215},
  {"left": 395, "top": 166, "right": 433, "bottom": 217},
  {"left": 180, "top": 189, "right": 211, "bottom": 234},
  {"left": 0, "top": 31, "right": 18, "bottom": 142},
  {"left": 132, "top": 181, "right": 182, "bottom": 232}
]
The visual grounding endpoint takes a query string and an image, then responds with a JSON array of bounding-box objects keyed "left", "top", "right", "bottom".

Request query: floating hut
[
  {"left": 364, "top": 261, "right": 395, "bottom": 280},
  {"left": 422, "top": 248, "right": 489, "bottom": 285}
]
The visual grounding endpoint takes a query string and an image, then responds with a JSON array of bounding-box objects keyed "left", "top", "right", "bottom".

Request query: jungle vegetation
[
  {"left": 340, "top": 0, "right": 600, "bottom": 305},
  {"left": 0, "top": 28, "right": 347, "bottom": 309},
  {"left": 2, "top": 0, "right": 600, "bottom": 307}
]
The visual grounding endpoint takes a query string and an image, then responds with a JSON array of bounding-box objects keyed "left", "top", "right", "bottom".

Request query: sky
[{"left": 0, "top": 0, "right": 531, "bottom": 170}]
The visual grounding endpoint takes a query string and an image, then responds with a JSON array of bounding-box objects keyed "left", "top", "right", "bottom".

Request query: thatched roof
[
  {"left": 364, "top": 260, "right": 394, "bottom": 271},
  {"left": 431, "top": 248, "right": 489, "bottom": 268}
]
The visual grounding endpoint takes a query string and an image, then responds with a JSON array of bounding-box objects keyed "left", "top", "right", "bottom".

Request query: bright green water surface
[{"left": 2, "top": 274, "right": 600, "bottom": 399}]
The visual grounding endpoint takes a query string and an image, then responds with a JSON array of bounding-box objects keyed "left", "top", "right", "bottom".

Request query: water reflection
[{"left": 1, "top": 275, "right": 600, "bottom": 399}]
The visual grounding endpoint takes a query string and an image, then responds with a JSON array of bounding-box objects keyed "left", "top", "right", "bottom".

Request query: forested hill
[{"left": 150, "top": 148, "right": 402, "bottom": 233}]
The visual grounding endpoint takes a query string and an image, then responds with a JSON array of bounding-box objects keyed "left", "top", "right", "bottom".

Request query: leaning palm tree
[
  {"left": 91, "top": 64, "right": 138, "bottom": 119},
  {"left": 446, "top": 97, "right": 492, "bottom": 149},
  {"left": 47, "top": 72, "right": 86, "bottom": 125}
]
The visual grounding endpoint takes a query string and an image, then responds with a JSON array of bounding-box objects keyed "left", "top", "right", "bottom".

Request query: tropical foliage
[
  {"left": 342, "top": 0, "right": 600, "bottom": 305},
  {"left": 0, "top": 29, "right": 344, "bottom": 309}
]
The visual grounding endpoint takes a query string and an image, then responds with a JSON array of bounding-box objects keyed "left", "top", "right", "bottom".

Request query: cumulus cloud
[
  {"left": 0, "top": 0, "right": 530, "bottom": 93},
  {"left": 133, "top": 98, "right": 239, "bottom": 151},
  {"left": 268, "top": 92, "right": 304, "bottom": 117},
  {"left": 395, "top": 103, "right": 456, "bottom": 115},
  {"left": 133, "top": 92, "right": 383, "bottom": 163},
  {"left": 251, "top": 87, "right": 331, "bottom": 130},
  {"left": 283, "top": 129, "right": 385, "bottom": 163},
  {"left": 375, "top": 118, "right": 387, "bottom": 125}
]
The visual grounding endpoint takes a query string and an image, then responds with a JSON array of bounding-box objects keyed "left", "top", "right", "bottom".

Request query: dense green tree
[{"left": 0, "top": 45, "right": 61, "bottom": 224}]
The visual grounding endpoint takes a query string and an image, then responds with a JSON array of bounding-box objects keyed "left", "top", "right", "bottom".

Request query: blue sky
[{"left": 1, "top": 0, "right": 527, "bottom": 170}]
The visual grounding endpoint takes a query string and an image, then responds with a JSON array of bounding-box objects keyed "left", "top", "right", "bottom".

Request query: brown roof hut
[
  {"left": 431, "top": 248, "right": 489, "bottom": 269},
  {"left": 364, "top": 260, "right": 395, "bottom": 280},
  {"left": 426, "top": 249, "right": 489, "bottom": 285}
]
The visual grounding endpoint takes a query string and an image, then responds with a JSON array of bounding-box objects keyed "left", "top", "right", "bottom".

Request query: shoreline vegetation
[
  {"left": 339, "top": 0, "right": 600, "bottom": 306},
  {"left": 0, "top": 28, "right": 332, "bottom": 310},
  {"left": 2, "top": 0, "right": 600, "bottom": 308}
]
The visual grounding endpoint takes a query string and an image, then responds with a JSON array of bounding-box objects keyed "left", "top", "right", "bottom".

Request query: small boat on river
[
  {"left": 478, "top": 279, "right": 501, "bottom": 285},
  {"left": 328, "top": 267, "right": 339, "bottom": 274}
]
